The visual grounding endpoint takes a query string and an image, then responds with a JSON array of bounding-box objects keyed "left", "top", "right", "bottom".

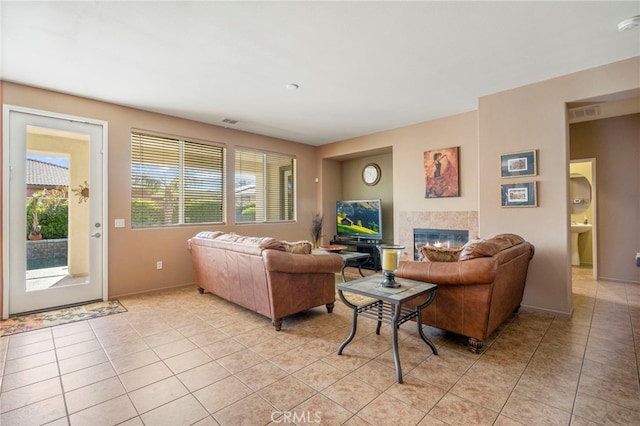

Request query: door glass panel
[{"left": 25, "top": 126, "right": 90, "bottom": 291}]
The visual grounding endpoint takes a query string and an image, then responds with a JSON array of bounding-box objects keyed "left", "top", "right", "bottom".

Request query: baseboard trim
[
  {"left": 596, "top": 276, "right": 640, "bottom": 285},
  {"left": 520, "top": 303, "right": 572, "bottom": 318},
  {"left": 110, "top": 282, "right": 194, "bottom": 299}
]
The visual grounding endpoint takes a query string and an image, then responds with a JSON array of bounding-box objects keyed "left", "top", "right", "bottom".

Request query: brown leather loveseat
[
  {"left": 188, "top": 231, "right": 343, "bottom": 330},
  {"left": 396, "top": 234, "right": 534, "bottom": 352}
]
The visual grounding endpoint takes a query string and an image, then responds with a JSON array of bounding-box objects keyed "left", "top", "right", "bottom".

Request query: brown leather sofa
[
  {"left": 396, "top": 234, "right": 534, "bottom": 352},
  {"left": 188, "top": 231, "right": 343, "bottom": 330}
]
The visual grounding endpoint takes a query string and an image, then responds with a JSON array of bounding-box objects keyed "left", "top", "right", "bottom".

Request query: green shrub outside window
[{"left": 26, "top": 188, "right": 69, "bottom": 239}]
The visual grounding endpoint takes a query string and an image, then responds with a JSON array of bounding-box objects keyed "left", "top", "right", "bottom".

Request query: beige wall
[
  {"left": 570, "top": 114, "right": 640, "bottom": 283},
  {"left": 318, "top": 111, "right": 479, "bottom": 248},
  {"left": 478, "top": 57, "right": 639, "bottom": 315},
  {"left": 318, "top": 112, "right": 479, "bottom": 264},
  {"left": 319, "top": 158, "right": 342, "bottom": 245},
  {"left": 1, "top": 83, "right": 320, "bottom": 305},
  {"left": 2, "top": 57, "right": 638, "bottom": 318},
  {"left": 339, "top": 153, "right": 393, "bottom": 242},
  {"left": 319, "top": 57, "right": 638, "bottom": 316}
]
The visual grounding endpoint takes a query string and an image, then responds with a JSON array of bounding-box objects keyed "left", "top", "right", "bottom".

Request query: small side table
[
  {"left": 336, "top": 275, "right": 438, "bottom": 383},
  {"left": 312, "top": 249, "right": 370, "bottom": 282}
]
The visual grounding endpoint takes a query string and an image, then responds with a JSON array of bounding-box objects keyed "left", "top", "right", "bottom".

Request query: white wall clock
[{"left": 362, "top": 163, "right": 381, "bottom": 186}]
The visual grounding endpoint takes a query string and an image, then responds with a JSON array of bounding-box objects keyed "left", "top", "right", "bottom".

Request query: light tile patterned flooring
[{"left": 1, "top": 267, "right": 639, "bottom": 425}]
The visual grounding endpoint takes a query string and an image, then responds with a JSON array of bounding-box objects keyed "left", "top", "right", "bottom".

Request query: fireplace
[{"left": 413, "top": 228, "right": 469, "bottom": 260}]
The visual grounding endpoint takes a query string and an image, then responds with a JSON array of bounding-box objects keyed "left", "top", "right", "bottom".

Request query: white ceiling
[{"left": 1, "top": 1, "right": 639, "bottom": 146}]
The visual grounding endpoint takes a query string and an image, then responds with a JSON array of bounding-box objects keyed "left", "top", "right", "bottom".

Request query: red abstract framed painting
[{"left": 424, "top": 146, "right": 459, "bottom": 198}]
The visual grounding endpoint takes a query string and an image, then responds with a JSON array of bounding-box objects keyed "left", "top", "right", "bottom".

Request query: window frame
[
  {"left": 234, "top": 147, "right": 296, "bottom": 224},
  {"left": 131, "top": 130, "right": 226, "bottom": 228}
]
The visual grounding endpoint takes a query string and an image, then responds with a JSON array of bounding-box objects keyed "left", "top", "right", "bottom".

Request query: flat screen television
[{"left": 336, "top": 199, "right": 382, "bottom": 240}]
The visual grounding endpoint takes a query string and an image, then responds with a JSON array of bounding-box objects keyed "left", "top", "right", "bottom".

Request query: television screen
[{"left": 336, "top": 199, "right": 382, "bottom": 240}]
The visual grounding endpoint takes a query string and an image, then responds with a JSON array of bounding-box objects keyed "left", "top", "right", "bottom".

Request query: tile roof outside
[{"left": 26, "top": 159, "right": 69, "bottom": 187}]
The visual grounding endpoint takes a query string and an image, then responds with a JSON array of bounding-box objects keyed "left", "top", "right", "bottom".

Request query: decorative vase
[{"left": 28, "top": 233, "right": 42, "bottom": 241}]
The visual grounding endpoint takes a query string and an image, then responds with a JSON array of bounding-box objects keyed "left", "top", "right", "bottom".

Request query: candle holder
[{"left": 377, "top": 245, "right": 404, "bottom": 288}]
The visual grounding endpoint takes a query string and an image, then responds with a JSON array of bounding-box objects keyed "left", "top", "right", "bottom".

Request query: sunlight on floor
[{"left": 25, "top": 266, "right": 88, "bottom": 292}]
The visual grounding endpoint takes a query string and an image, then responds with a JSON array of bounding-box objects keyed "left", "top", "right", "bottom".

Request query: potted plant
[{"left": 311, "top": 213, "right": 323, "bottom": 249}]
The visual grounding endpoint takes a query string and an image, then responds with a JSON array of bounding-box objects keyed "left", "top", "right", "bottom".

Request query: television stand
[{"left": 330, "top": 238, "right": 383, "bottom": 271}]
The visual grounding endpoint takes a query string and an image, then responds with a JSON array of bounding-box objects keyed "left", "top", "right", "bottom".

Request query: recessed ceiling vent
[
  {"left": 568, "top": 105, "right": 600, "bottom": 121},
  {"left": 221, "top": 118, "right": 239, "bottom": 125}
]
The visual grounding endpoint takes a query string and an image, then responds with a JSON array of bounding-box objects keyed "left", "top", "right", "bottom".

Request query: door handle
[{"left": 91, "top": 233, "right": 101, "bottom": 238}]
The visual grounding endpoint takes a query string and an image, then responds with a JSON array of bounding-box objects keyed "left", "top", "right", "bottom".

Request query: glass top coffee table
[{"left": 336, "top": 275, "right": 438, "bottom": 383}]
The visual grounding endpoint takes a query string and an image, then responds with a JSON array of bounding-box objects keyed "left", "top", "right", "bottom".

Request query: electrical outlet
[
  {"left": 114, "top": 219, "right": 125, "bottom": 228},
  {"left": 156, "top": 261, "right": 163, "bottom": 270}
]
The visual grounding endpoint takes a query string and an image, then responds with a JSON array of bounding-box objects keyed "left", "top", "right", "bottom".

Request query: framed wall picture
[
  {"left": 500, "top": 150, "right": 537, "bottom": 178},
  {"left": 501, "top": 181, "right": 537, "bottom": 207},
  {"left": 424, "top": 146, "right": 460, "bottom": 198}
]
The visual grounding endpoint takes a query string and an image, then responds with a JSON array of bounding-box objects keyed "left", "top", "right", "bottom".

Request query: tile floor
[{"left": 1, "top": 266, "right": 639, "bottom": 425}]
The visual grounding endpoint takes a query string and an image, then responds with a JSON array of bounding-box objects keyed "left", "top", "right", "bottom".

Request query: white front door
[{"left": 3, "top": 106, "right": 108, "bottom": 317}]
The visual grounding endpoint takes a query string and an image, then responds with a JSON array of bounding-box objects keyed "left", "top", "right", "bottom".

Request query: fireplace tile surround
[{"left": 398, "top": 211, "right": 479, "bottom": 261}]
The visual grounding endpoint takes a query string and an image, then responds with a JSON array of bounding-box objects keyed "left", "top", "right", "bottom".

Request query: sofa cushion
[
  {"left": 459, "top": 234, "right": 524, "bottom": 261},
  {"left": 281, "top": 240, "right": 313, "bottom": 254},
  {"left": 259, "top": 238, "right": 286, "bottom": 251},
  {"left": 493, "top": 233, "right": 525, "bottom": 245},
  {"left": 214, "top": 232, "right": 244, "bottom": 243},
  {"left": 194, "top": 231, "right": 225, "bottom": 240},
  {"left": 420, "top": 245, "right": 462, "bottom": 262},
  {"left": 214, "top": 233, "right": 285, "bottom": 251}
]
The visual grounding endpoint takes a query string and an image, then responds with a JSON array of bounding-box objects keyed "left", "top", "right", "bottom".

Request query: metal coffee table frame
[{"left": 336, "top": 275, "right": 438, "bottom": 383}]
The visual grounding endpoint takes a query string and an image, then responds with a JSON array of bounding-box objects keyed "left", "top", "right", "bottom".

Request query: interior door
[{"left": 3, "top": 106, "right": 107, "bottom": 317}]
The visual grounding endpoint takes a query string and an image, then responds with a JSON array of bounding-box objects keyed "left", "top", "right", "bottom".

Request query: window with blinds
[
  {"left": 131, "top": 132, "right": 225, "bottom": 227},
  {"left": 235, "top": 149, "right": 296, "bottom": 223}
]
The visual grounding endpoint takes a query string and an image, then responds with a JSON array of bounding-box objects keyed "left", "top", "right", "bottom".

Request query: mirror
[{"left": 570, "top": 173, "right": 592, "bottom": 214}]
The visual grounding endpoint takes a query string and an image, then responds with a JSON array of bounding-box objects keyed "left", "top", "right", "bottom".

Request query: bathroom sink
[
  {"left": 571, "top": 224, "right": 592, "bottom": 266},
  {"left": 571, "top": 224, "right": 592, "bottom": 234}
]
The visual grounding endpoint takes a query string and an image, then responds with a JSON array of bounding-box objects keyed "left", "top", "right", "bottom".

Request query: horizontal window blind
[
  {"left": 131, "top": 132, "right": 225, "bottom": 227},
  {"left": 235, "top": 149, "right": 295, "bottom": 223},
  {"left": 183, "top": 140, "right": 225, "bottom": 224}
]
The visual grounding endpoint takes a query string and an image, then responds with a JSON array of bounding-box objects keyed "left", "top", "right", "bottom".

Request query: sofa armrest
[
  {"left": 263, "top": 250, "right": 343, "bottom": 274},
  {"left": 396, "top": 257, "right": 498, "bottom": 285}
]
